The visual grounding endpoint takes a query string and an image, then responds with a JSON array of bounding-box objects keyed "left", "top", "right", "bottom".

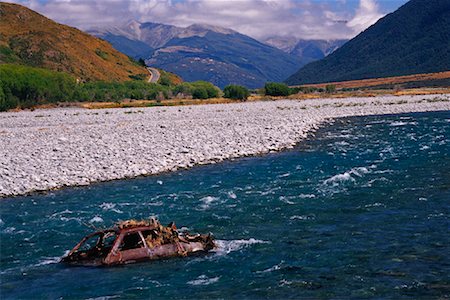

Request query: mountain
[
  {"left": 285, "top": 0, "right": 450, "bottom": 85},
  {"left": 0, "top": 2, "right": 148, "bottom": 82},
  {"left": 264, "top": 37, "right": 347, "bottom": 66},
  {"left": 90, "top": 22, "right": 302, "bottom": 88}
]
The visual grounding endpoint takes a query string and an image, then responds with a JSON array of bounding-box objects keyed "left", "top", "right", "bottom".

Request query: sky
[{"left": 5, "top": 0, "right": 409, "bottom": 40}]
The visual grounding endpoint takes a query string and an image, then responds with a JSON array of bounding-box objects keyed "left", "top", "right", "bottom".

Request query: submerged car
[{"left": 61, "top": 219, "right": 216, "bottom": 266}]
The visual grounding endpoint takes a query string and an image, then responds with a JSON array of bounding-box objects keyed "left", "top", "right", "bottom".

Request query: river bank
[{"left": 1, "top": 94, "right": 449, "bottom": 198}]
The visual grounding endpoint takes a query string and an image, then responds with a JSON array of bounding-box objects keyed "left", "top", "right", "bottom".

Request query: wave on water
[
  {"left": 256, "top": 263, "right": 282, "bottom": 274},
  {"left": 390, "top": 121, "right": 417, "bottom": 127},
  {"left": 187, "top": 275, "right": 220, "bottom": 286},
  {"left": 279, "top": 196, "right": 295, "bottom": 205},
  {"left": 100, "top": 202, "right": 123, "bottom": 214},
  {"left": 227, "top": 191, "right": 237, "bottom": 199},
  {"left": 298, "top": 194, "right": 316, "bottom": 199},
  {"left": 50, "top": 209, "right": 74, "bottom": 217},
  {"left": 90, "top": 216, "right": 104, "bottom": 223},
  {"left": 3, "top": 226, "right": 16, "bottom": 234},
  {"left": 198, "top": 196, "right": 220, "bottom": 210},
  {"left": 290, "top": 215, "right": 315, "bottom": 220},
  {"left": 33, "top": 256, "right": 62, "bottom": 267},
  {"left": 213, "top": 238, "right": 270, "bottom": 256},
  {"left": 324, "top": 166, "right": 371, "bottom": 186}
]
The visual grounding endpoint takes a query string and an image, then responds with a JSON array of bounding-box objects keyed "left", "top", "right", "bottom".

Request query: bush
[
  {"left": 264, "top": 82, "right": 290, "bottom": 96},
  {"left": 223, "top": 84, "right": 250, "bottom": 100},
  {"left": 192, "top": 87, "right": 208, "bottom": 99},
  {"left": 325, "top": 84, "right": 336, "bottom": 93},
  {"left": 190, "top": 81, "right": 219, "bottom": 99},
  {"left": 172, "top": 83, "right": 192, "bottom": 96},
  {"left": 0, "top": 64, "right": 76, "bottom": 110},
  {"left": 74, "top": 81, "right": 170, "bottom": 102}
]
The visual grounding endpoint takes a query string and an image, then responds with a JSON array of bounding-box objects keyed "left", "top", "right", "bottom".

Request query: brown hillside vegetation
[
  {"left": 296, "top": 71, "right": 450, "bottom": 90},
  {"left": 0, "top": 2, "right": 148, "bottom": 82}
]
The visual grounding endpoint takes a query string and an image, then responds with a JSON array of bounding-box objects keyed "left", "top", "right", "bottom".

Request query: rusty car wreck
[{"left": 61, "top": 218, "right": 216, "bottom": 266}]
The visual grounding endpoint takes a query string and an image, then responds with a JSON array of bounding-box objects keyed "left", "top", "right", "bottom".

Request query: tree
[
  {"left": 223, "top": 84, "right": 250, "bottom": 100},
  {"left": 138, "top": 58, "right": 146, "bottom": 67},
  {"left": 325, "top": 84, "right": 336, "bottom": 93},
  {"left": 264, "top": 82, "right": 290, "bottom": 96},
  {"left": 192, "top": 87, "right": 208, "bottom": 99}
]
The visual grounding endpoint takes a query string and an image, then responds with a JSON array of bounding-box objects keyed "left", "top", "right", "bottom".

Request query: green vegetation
[
  {"left": 223, "top": 85, "right": 250, "bottom": 100},
  {"left": 0, "top": 64, "right": 224, "bottom": 111},
  {"left": 94, "top": 49, "right": 109, "bottom": 60},
  {"left": 128, "top": 73, "right": 148, "bottom": 81},
  {"left": 325, "top": 84, "right": 336, "bottom": 93},
  {"left": 73, "top": 81, "right": 170, "bottom": 102},
  {"left": 171, "top": 81, "right": 219, "bottom": 99},
  {"left": 0, "top": 64, "right": 76, "bottom": 111},
  {"left": 0, "top": 45, "right": 21, "bottom": 64},
  {"left": 264, "top": 82, "right": 290, "bottom": 96}
]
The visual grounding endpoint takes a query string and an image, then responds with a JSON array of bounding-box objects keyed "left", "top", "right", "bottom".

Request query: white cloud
[
  {"left": 5, "top": 0, "right": 388, "bottom": 40},
  {"left": 347, "top": 0, "right": 384, "bottom": 34}
]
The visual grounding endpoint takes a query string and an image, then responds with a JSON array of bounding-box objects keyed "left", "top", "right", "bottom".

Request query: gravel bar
[{"left": 1, "top": 94, "right": 449, "bottom": 198}]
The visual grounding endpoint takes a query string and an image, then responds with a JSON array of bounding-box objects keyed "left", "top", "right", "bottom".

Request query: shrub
[
  {"left": 172, "top": 83, "right": 192, "bottom": 96},
  {"left": 325, "top": 84, "right": 336, "bottom": 93},
  {"left": 0, "top": 64, "right": 76, "bottom": 110},
  {"left": 223, "top": 84, "right": 250, "bottom": 100},
  {"left": 190, "top": 81, "right": 219, "bottom": 98},
  {"left": 192, "top": 87, "right": 208, "bottom": 99},
  {"left": 264, "top": 82, "right": 290, "bottom": 96}
]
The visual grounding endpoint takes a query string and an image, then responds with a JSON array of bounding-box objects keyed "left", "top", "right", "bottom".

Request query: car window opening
[{"left": 119, "top": 232, "right": 144, "bottom": 251}]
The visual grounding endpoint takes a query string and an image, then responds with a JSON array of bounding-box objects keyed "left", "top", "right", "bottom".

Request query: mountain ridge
[
  {"left": 90, "top": 21, "right": 303, "bottom": 88},
  {"left": 0, "top": 2, "right": 148, "bottom": 82},
  {"left": 285, "top": 0, "right": 450, "bottom": 85}
]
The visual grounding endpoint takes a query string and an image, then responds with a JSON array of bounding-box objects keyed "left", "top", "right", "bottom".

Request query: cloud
[
  {"left": 347, "top": 0, "right": 384, "bottom": 34},
  {"left": 5, "top": 0, "right": 388, "bottom": 40}
]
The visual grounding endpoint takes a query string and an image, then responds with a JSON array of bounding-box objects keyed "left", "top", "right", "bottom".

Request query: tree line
[{"left": 0, "top": 64, "right": 336, "bottom": 112}]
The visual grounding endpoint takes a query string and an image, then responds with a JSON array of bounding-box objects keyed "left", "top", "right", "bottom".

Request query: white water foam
[
  {"left": 279, "top": 196, "right": 295, "bottom": 205},
  {"left": 227, "top": 191, "right": 237, "bottom": 199},
  {"left": 298, "top": 194, "right": 316, "bottom": 199},
  {"left": 33, "top": 256, "right": 62, "bottom": 267},
  {"left": 3, "top": 227, "right": 15, "bottom": 233},
  {"left": 256, "top": 263, "right": 282, "bottom": 274},
  {"left": 90, "top": 216, "right": 104, "bottom": 223},
  {"left": 213, "top": 238, "right": 270, "bottom": 256},
  {"left": 187, "top": 275, "right": 220, "bottom": 286},
  {"left": 199, "top": 196, "right": 220, "bottom": 210},
  {"left": 324, "top": 166, "right": 371, "bottom": 185},
  {"left": 390, "top": 121, "right": 417, "bottom": 127},
  {"left": 100, "top": 202, "right": 123, "bottom": 214},
  {"left": 290, "top": 215, "right": 315, "bottom": 220}
]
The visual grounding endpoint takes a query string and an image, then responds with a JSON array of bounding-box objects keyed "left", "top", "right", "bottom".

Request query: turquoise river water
[{"left": 1, "top": 111, "right": 449, "bottom": 299}]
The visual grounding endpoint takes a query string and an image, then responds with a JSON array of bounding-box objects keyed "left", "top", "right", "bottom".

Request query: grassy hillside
[
  {"left": 0, "top": 2, "right": 148, "bottom": 82},
  {"left": 285, "top": 0, "right": 450, "bottom": 85}
]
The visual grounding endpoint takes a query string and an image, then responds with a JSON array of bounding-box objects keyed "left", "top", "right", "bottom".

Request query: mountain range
[
  {"left": 263, "top": 37, "right": 347, "bottom": 66},
  {"left": 0, "top": 2, "right": 148, "bottom": 82},
  {"left": 90, "top": 22, "right": 308, "bottom": 88},
  {"left": 286, "top": 0, "right": 450, "bottom": 85}
]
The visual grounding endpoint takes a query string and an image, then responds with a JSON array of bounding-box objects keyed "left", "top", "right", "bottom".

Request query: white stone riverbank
[{"left": 1, "top": 94, "right": 449, "bottom": 197}]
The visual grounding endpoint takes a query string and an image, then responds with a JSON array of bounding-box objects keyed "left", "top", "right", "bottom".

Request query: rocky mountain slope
[
  {"left": 264, "top": 37, "right": 347, "bottom": 66},
  {"left": 0, "top": 2, "right": 147, "bottom": 82},
  {"left": 285, "top": 0, "right": 450, "bottom": 85},
  {"left": 90, "top": 21, "right": 302, "bottom": 88}
]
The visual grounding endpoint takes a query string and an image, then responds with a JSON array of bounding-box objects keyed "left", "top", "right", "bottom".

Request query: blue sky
[{"left": 6, "top": 0, "right": 409, "bottom": 39}]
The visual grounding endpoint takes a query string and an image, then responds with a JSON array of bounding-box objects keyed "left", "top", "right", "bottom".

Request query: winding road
[{"left": 147, "top": 67, "right": 161, "bottom": 83}]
